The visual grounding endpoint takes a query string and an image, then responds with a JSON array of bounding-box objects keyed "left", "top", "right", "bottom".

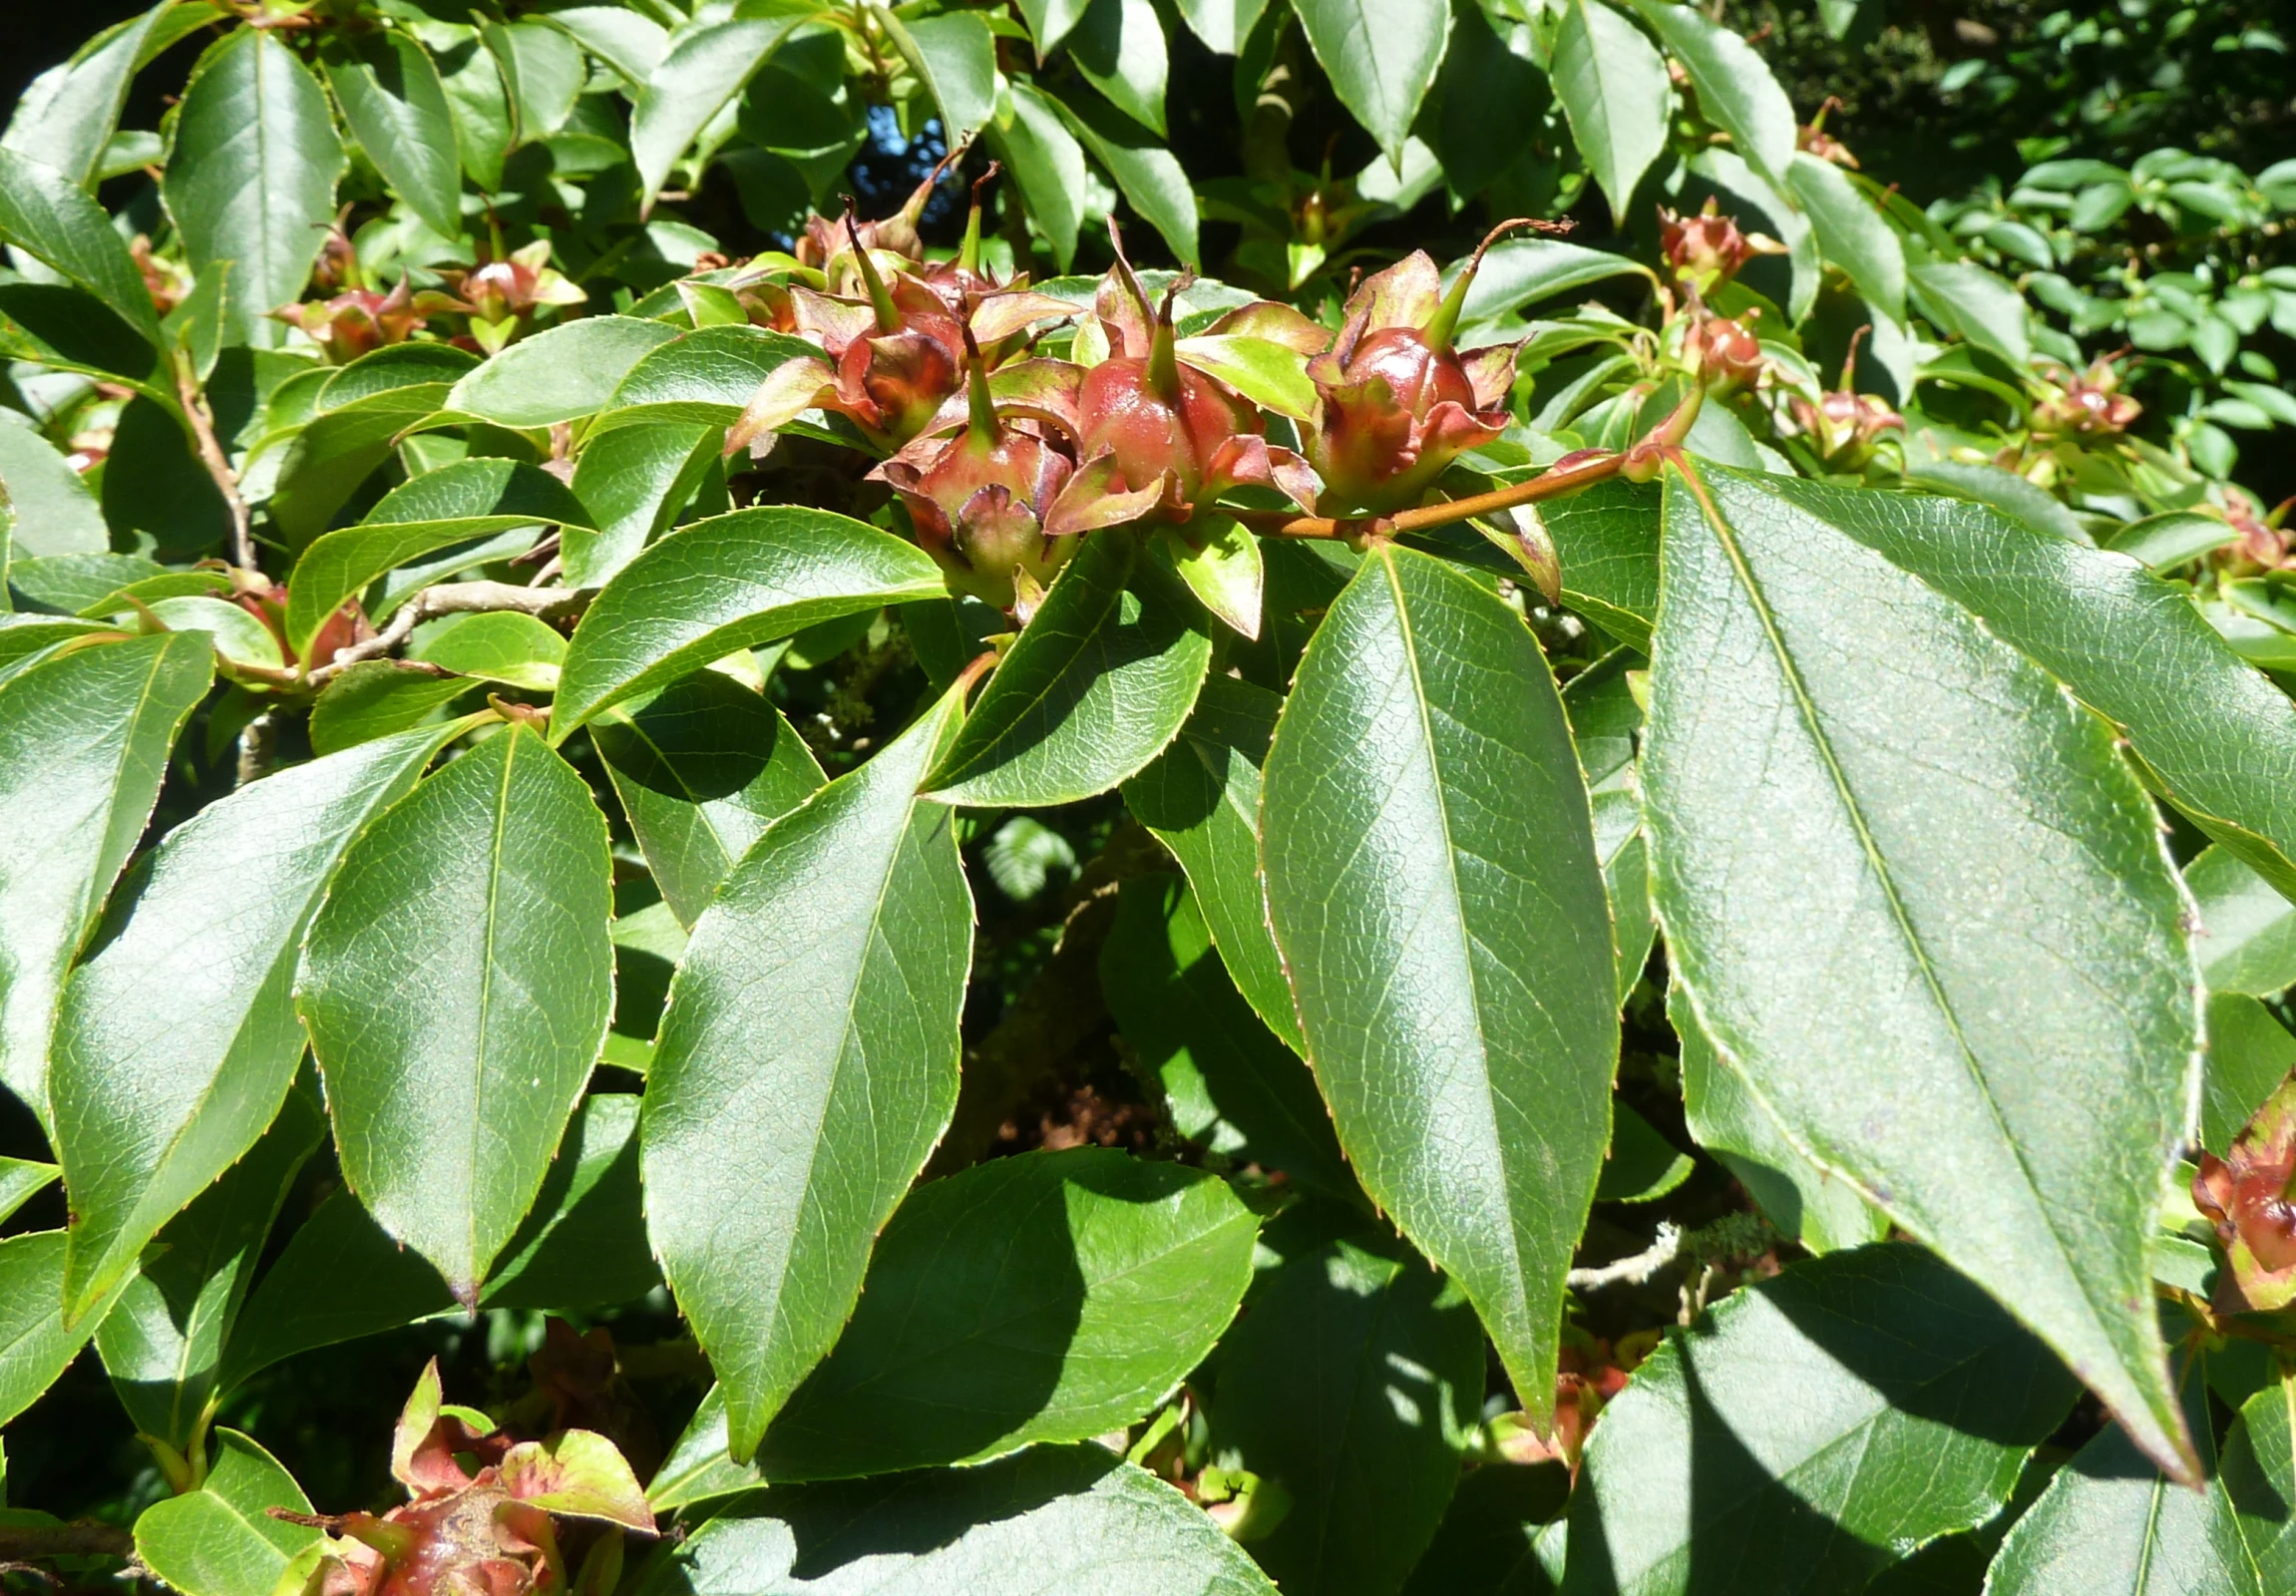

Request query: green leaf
[
  {"left": 2200, "top": 992, "right": 2296, "bottom": 1157},
  {"left": 567, "top": 421, "right": 720, "bottom": 589},
  {"left": 1626, "top": 0, "right": 1796, "bottom": 187},
  {"left": 0, "top": 1230, "right": 134, "bottom": 1426},
  {"left": 1121, "top": 674, "right": 1305, "bottom": 1051},
  {"left": 552, "top": 506, "right": 943, "bottom": 737},
  {"left": 630, "top": 14, "right": 804, "bottom": 209},
  {"left": 627, "top": 1445, "right": 1280, "bottom": 1595},
  {"left": 410, "top": 611, "right": 566, "bottom": 691},
  {"left": 1676, "top": 988, "right": 1885, "bottom": 1254},
  {"left": 1562, "top": 648, "right": 1654, "bottom": 999},
  {"left": 433, "top": 28, "right": 513, "bottom": 192},
  {"left": 324, "top": 32, "right": 464, "bottom": 241},
  {"left": 2105, "top": 510, "right": 2235, "bottom": 571},
  {"left": 94, "top": 1084, "right": 322, "bottom": 1452},
  {"left": 1643, "top": 461, "right": 2197, "bottom": 1476},
  {"left": 0, "top": 146, "right": 162, "bottom": 342},
  {"left": 163, "top": 29, "right": 345, "bottom": 348},
  {"left": 594, "top": 670, "right": 825, "bottom": 929},
  {"left": 1402, "top": 1462, "right": 1570, "bottom": 1596},
  {"left": 1173, "top": 0, "right": 1267, "bottom": 54},
  {"left": 1055, "top": 88, "right": 1200, "bottom": 266},
  {"left": 1537, "top": 477, "right": 1661, "bottom": 651},
  {"left": 308, "top": 660, "right": 473, "bottom": 756},
  {"left": 0, "top": 632, "right": 209, "bottom": 1123},
  {"left": 1981, "top": 1367, "right": 2256, "bottom": 1596},
  {"left": 0, "top": 419, "right": 109, "bottom": 557},
  {"left": 52, "top": 719, "right": 468, "bottom": 1320},
  {"left": 1785, "top": 152, "right": 1906, "bottom": 319},
  {"left": 1909, "top": 261, "right": 2032, "bottom": 369},
  {"left": 1015, "top": 0, "right": 1093, "bottom": 54},
  {"left": 1777, "top": 477, "right": 2296, "bottom": 912},
  {"left": 1596, "top": 1103, "right": 1692, "bottom": 1203},
  {"left": 1067, "top": 0, "right": 1168, "bottom": 138},
  {"left": 2187, "top": 846, "right": 2296, "bottom": 998},
  {"left": 1552, "top": 0, "right": 1671, "bottom": 228},
  {"left": 1101, "top": 876, "right": 1354, "bottom": 1196},
  {"left": 924, "top": 532, "right": 1212, "bottom": 806},
  {"left": 1290, "top": 0, "right": 1450, "bottom": 165},
  {"left": 753, "top": 1147, "right": 1257, "bottom": 1479},
  {"left": 1173, "top": 335, "right": 1313, "bottom": 420},
  {"left": 263, "top": 383, "right": 455, "bottom": 549},
  {"left": 133, "top": 1429, "right": 320, "bottom": 1596},
  {"left": 484, "top": 20, "right": 587, "bottom": 144},
  {"left": 989, "top": 81, "right": 1088, "bottom": 274},
  {"left": 2223, "top": 1380, "right": 2296, "bottom": 1590},
  {"left": 284, "top": 458, "right": 590, "bottom": 666},
  {"left": 541, "top": 7, "right": 669, "bottom": 86},
  {"left": 0, "top": 1, "right": 179, "bottom": 189},
  {"left": 1563, "top": 1245, "right": 2079, "bottom": 1595},
  {"left": 597, "top": 326, "right": 820, "bottom": 431},
  {"left": 1902, "top": 456, "right": 2089, "bottom": 547},
  {"left": 1212, "top": 1234, "right": 1486, "bottom": 1596},
  {"left": 1152, "top": 519, "right": 1263, "bottom": 641},
  {"left": 642, "top": 681, "right": 972, "bottom": 1461},
  {"left": 222, "top": 1094, "right": 655, "bottom": 1386},
  {"left": 885, "top": 10, "right": 998, "bottom": 146},
  {"left": 317, "top": 343, "right": 480, "bottom": 412},
  {"left": 1260, "top": 542, "right": 1617, "bottom": 1429},
  {"left": 0, "top": 1157, "right": 54, "bottom": 1226},
  {"left": 446, "top": 316, "right": 682, "bottom": 428},
  {"left": 1458, "top": 240, "right": 1654, "bottom": 328},
  {"left": 147, "top": 596, "right": 283, "bottom": 671},
  {"left": 301, "top": 724, "right": 613, "bottom": 1300}
]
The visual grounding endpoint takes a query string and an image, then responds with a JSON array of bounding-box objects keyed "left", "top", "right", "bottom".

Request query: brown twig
[
  {"left": 174, "top": 359, "right": 254, "bottom": 572},
  {"left": 0, "top": 1519, "right": 136, "bottom": 1565},
  {"left": 306, "top": 581, "right": 592, "bottom": 685}
]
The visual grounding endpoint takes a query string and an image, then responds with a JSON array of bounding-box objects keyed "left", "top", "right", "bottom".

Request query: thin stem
[
  {"left": 175, "top": 358, "right": 253, "bottom": 571},
  {"left": 305, "top": 581, "right": 591, "bottom": 685},
  {"left": 1233, "top": 448, "right": 1627, "bottom": 542}
]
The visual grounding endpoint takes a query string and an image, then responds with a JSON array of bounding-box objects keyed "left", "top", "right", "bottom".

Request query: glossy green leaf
[
  {"left": 1596, "top": 1103, "right": 1693, "bottom": 1204},
  {"left": 133, "top": 1428, "right": 320, "bottom": 1596},
  {"left": 2201, "top": 992, "right": 2296, "bottom": 1156},
  {"left": 1068, "top": 0, "right": 1168, "bottom": 137},
  {"left": 2188, "top": 846, "right": 2296, "bottom": 997},
  {"left": 1783, "top": 480, "right": 2296, "bottom": 907},
  {"left": 1563, "top": 648, "right": 1654, "bottom": 999},
  {"left": 631, "top": 14, "right": 803, "bottom": 208},
  {"left": 308, "top": 661, "right": 473, "bottom": 756},
  {"left": 147, "top": 596, "right": 283, "bottom": 670},
  {"left": 285, "top": 460, "right": 588, "bottom": 666},
  {"left": 324, "top": 32, "right": 464, "bottom": 241},
  {"left": 594, "top": 670, "right": 825, "bottom": 929},
  {"left": 1981, "top": 1369, "right": 2257, "bottom": 1596},
  {"left": 886, "top": 10, "right": 997, "bottom": 145},
  {"left": 989, "top": 81, "right": 1088, "bottom": 273},
  {"left": 1290, "top": 0, "right": 1450, "bottom": 164},
  {"left": 94, "top": 1084, "right": 322, "bottom": 1452},
  {"left": 53, "top": 720, "right": 467, "bottom": 1320},
  {"left": 1402, "top": 1462, "right": 1570, "bottom": 1596},
  {"left": 164, "top": 29, "right": 344, "bottom": 348},
  {"left": 1785, "top": 152, "right": 1906, "bottom": 319},
  {"left": 2223, "top": 1380, "right": 2296, "bottom": 1590},
  {"left": 301, "top": 724, "right": 612, "bottom": 1300},
  {"left": 1563, "top": 1245, "right": 2079, "bottom": 1595},
  {"left": 1213, "top": 1234, "right": 1485, "bottom": 1596},
  {"left": 484, "top": 19, "right": 586, "bottom": 144},
  {"left": 1101, "top": 875, "right": 1353, "bottom": 1197},
  {"left": 0, "top": 146, "right": 161, "bottom": 342},
  {"left": 566, "top": 421, "right": 719, "bottom": 589},
  {"left": 924, "top": 532, "right": 1212, "bottom": 807},
  {"left": 753, "top": 1147, "right": 1257, "bottom": 1479},
  {"left": 1902, "top": 456, "right": 2089, "bottom": 547},
  {"left": 1174, "top": 335, "right": 1313, "bottom": 420},
  {"left": 542, "top": 6, "right": 669, "bottom": 86},
  {"left": 2105, "top": 510, "right": 2234, "bottom": 571},
  {"left": 222, "top": 1094, "right": 654, "bottom": 1385},
  {"left": 553, "top": 506, "right": 943, "bottom": 738},
  {"left": 316, "top": 343, "right": 479, "bottom": 412},
  {"left": 597, "top": 326, "right": 819, "bottom": 431},
  {"left": 262, "top": 384, "right": 454, "bottom": 549},
  {"left": 1552, "top": 0, "right": 1671, "bottom": 227},
  {"left": 1173, "top": 0, "right": 1267, "bottom": 54},
  {"left": 0, "top": 632, "right": 209, "bottom": 1123},
  {"left": 1536, "top": 477, "right": 1661, "bottom": 651},
  {"left": 1676, "top": 991, "right": 1885, "bottom": 1255},
  {"left": 8, "top": 552, "right": 165, "bottom": 616},
  {"left": 0, "top": 1230, "right": 134, "bottom": 1426},
  {"left": 0, "top": 1, "right": 178, "bottom": 189},
  {"left": 1627, "top": 0, "right": 1796, "bottom": 188},
  {"left": 409, "top": 610, "right": 566, "bottom": 691},
  {"left": 1643, "top": 461, "right": 2196, "bottom": 1475},
  {"left": 0, "top": 419, "right": 109, "bottom": 557},
  {"left": 628, "top": 1445, "right": 1280, "bottom": 1596},
  {"left": 432, "top": 27, "right": 512, "bottom": 192},
  {"left": 642, "top": 682, "right": 972, "bottom": 1461},
  {"left": 1016, "top": 0, "right": 1093, "bottom": 53},
  {"left": 0, "top": 1157, "right": 54, "bottom": 1226},
  {"left": 1458, "top": 240, "right": 1654, "bottom": 328},
  {"left": 1908, "top": 261, "right": 2031, "bottom": 369},
  {"left": 1260, "top": 542, "right": 1617, "bottom": 1427},
  {"left": 446, "top": 316, "right": 681, "bottom": 427},
  {"left": 1056, "top": 88, "right": 1200, "bottom": 267},
  {"left": 1121, "top": 675, "right": 1302, "bottom": 1050}
]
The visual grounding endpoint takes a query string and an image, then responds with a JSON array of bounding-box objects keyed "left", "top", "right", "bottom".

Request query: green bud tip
[
  {"left": 1426, "top": 216, "right": 1553, "bottom": 355},
  {"left": 845, "top": 200, "right": 902, "bottom": 334}
]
